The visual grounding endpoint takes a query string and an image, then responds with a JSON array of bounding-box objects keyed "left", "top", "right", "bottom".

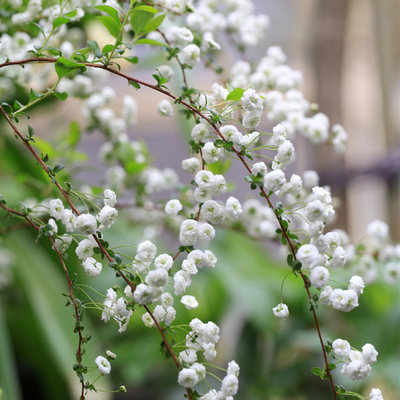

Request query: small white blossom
[
  {"left": 95, "top": 356, "right": 111, "bottom": 374},
  {"left": 82, "top": 257, "right": 102, "bottom": 277},
  {"left": 103, "top": 189, "right": 117, "bottom": 207},
  {"left": 181, "top": 295, "right": 199, "bottom": 309},
  {"left": 182, "top": 157, "right": 200, "bottom": 173},
  {"left": 165, "top": 199, "right": 183, "bottom": 216},
  {"left": 158, "top": 99, "right": 174, "bottom": 117},
  {"left": 272, "top": 303, "right": 289, "bottom": 319},
  {"left": 49, "top": 199, "right": 64, "bottom": 220},
  {"left": 76, "top": 214, "right": 97, "bottom": 234}
]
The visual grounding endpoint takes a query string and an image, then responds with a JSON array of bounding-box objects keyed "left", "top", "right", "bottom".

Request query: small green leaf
[
  {"left": 64, "top": 10, "right": 78, "bottom": 18},
  {"left": 27, "top": 125, "right": 35, "bottom": 138},
  {"left": 130, "top": 7, "right": 157, "bottom": 36},
  {"left": 29, "top": 89, "right": 44, "bottom": 102},
  {"left": 53, "top": 16, "right": 70, "bottom": 29},
  {"left": 99, "top": 15, "right": 120, "bottom": 38},
  {"left": 124, "top": 56, "right": 139, "bottom": 63},
  {"left": 55, "top": 57, "right": 86, "bottom": 79},
  {"left": 87, "top": 40, "right": 102, "bottom": 58},
  {"left": 226, "top": 88, "right": 245, "bottom": 102},
  {"left": 129, "top": 80, "right": 141, "bottom": 89},
  {"left": 133, "top": 5, "right": 158, "bottom": 14},
  {"left": 53, "top": 92, "right": 68, "bottom": 101},
  {"left": 141, "top": 14, "right": 166, "bottom": 35},
  {"left": 95, "top": 5, "right": 120, "bottom": 24},
  {"left": 311, "top": 366, "right": 324, "bottom": 379},
  {"left": 102, "top": 44, "right": 115, "bottom": 53},
  {"left": 134, "top": 38, "right": 167, "bottom": 46}
]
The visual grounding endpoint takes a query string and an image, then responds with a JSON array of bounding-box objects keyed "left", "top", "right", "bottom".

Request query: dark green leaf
[
  {"left": 124, "top": 56, "right": 139, "bottom": 63},
  {"left": 129, "top": 80, "right": 141, "bottom": 89}
]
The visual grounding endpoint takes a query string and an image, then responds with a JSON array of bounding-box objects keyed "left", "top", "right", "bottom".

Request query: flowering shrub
[{"left": 0, "top": 1, "right": 398, "bottom": 399}]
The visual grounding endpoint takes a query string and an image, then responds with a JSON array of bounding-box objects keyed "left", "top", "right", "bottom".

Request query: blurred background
[{"left": 0, "top": 0, "right": 399, "bottom": 399}]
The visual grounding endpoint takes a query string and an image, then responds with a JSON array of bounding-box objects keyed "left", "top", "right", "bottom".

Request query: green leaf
[
  {"left": 64, "top": 10, "right": 77, "bottom": 18},
  {"left": 129, "top": 80, "right": 141, "bottom": 89},
  {"left": 99, "top": 15, "right": 120, "bottom": 38},
  {"left": 52, "top": 16, "right": 70, "bottom": 29},
  {"left": 226, "top": 88, "right": 245, "bottom": 102},
  {"left": 67, "top": 121, "right": 81, "bottom": 148},
  {"left": 134, "top": 38, "right": 167, "bottom": 47},
  {"left": 124, "top": 56, "right": 139, "bottom": 63},
  {"left": 53, "top": 92, "right": 68, "bottom": 101},
  {"left": 53, "top": 163, "right": 64, "bottom": 173},
  {"left": 95, "top": 5, "right": 120, "bottom": 24},
  {"left": 102, "top": 44, "right": 115, "bottom": 53},
  {"left": 311, "top": 366, "right": 325, "bottom": 379},
  {"left": 54, "top": 57, "right": 86, "bottom": 79},
  {"left": 29, "top": 88, "right": 44, "bottom": 102},
  {"left": 141, "top": 14, "right": 166, "bottom": 35},
  {"left": 87, "top": 40, "right": 102, "bottom": 58},
  {"left": 130, "top": 8, "right": 156, "bottom": 36},
  {"left": 133, "top": 5, "right": 158, "bottom": 13}
]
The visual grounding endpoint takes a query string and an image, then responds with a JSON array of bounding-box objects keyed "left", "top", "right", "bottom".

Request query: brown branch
[{"left": 0, "top": 56, "right": 336, "bottom": 398}]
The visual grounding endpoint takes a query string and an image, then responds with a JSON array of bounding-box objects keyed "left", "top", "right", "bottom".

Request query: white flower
[
  {"left": 153, "top": 304, "right": 166, "bottom": 322},
  {"left": 341, "top": 350, "right": 371, "bottom": 380},
  {"left": 192, "top": 363, "right": 206, "bottom": 380},
  {"left": 133, "top": 283, "right": 153, "bottom": 304},
  {"left": 242, "top": 109, "right": 261, "bottom": 129},
  {"left": 182, "top": 157, "right": 200, "bottom": 173},
  {"left": 330, "top": 289, "right": 359, "bottom": 312},
  {"left": 181, "top": 295, "right": 199, "bottom": 309},
  {"left": 181, "top": 44, "right": 200, "bottom": 67},
  {"left": 76, "top": 213, "right": 97, "bottom": 234},
  {"left": 296, "top": 244, "right": 321, "bottom": 269},
  {"left": 179, "top": 349, "right": 197, "bottom": 364},
  {"left": 251, "top": 162, "right": 267, "bottom": 176},
  {"left": 369, "top": 388, "right": 384, "bottom": 400},
  {"left": 75, "top": 238, "right": 95, "bottom": 260},
  {"left": 136, "top": 240, "right": 157, "bottom": 263},
  {"left": 198, "top": 223, "right": 215, "bottom": 241},
  {"left": 161, "top": 292, "right": 174, "bottom": 308},
  {"left": 106, "top": 349, "right": 116, "bottom": 359},
  {"left": 319, "top": 285, "right": 333, "bottom": 305},
  {"left": 47, "top": 218, "right": 58, "bottom": 236},
  {"left": 145, "top": 269, "right": 168, "bottom": 288},
  {"left": 49, "top": 199, "right": 64, "bottom": 220},
  {"left": 309, "top": 266, "right": 330, "bottom": 289},
  {"left": 201, "top": 200, "right": 225, "bottom": 223},
  {"left": 303, "top": 170, "right": 319, "bottom": 189},
  {"left": 174, "top": 270, "right": 192, "bottom": 295},
  {"left": 203, "top": 250, "right": 217, "bottom": 268},
  {"left": 166, "top": 26, "right": 193, "bottom": 46},
  {"left": 157, "top": 99, "right": 174, "bottom": 117},
  {"left": 158, "top": 65, "right": 174, "bottom": 81},
  {"left": 164, "top": 306, "right": 176, "bottom": 325},
  {"left": 195, "top": 170, "right": 214, "bottom": 189},
  {"left": 165, "top": 199, "right": 183, "bottom": 216},
  {"left": 60, "top": 209, "right": 77, "bottom": 232},
  {"left": 242, "top": 88, "right": 263, "bottom": 112},
  {"left": 220, "top": 125, "right": 242, "bottom": 144},
  {"left": 221, "top": 374, "right": 239, "bottom": 397},
  {"left": 178, "top": 368, "right": 199, "bottom": 388},
  {"left": 227, "top": 360, "right": 240, "bottom": 377},
  {"left": 272, "top": 303, "right": 289, "bottom": 319},
  {"left": 103, "top": 189, "right": 117, "bottom": 207},
  {"left": 191, "top": 123, "right": 209, "bottom": 143},
  {"left": 348, "top": 275, "right": 365, "bottom": 296},
  {"left": 154, "top": 254, "right": 173, "bottom": 271},
  {"left": 367, "top": 219, "right": 389, "bottom": 241},
  {"left": 99, "top": 206, "right": 117, "bottom": 229},
  {"left": 332, "top": 338, "right": 351, "bottom": 361},
  {"left": 202, "top": 141, "right": 222, "bottom": 164},
  {"left": 182, "top": 259, "right": 198, "bottom": 275},
  {"left": 362, "top": 343, "right": 378, "bottom": 364},
  {"left": 95, "top": 356, "right": 111, "bottom": 374},
  {"left": 179, "top": 219, "right": 199, "bottom": 246},
  {"left": 225, "top": 196, "right": 243, "bottom": 219},
  {"left": 142, "top": 312, "right": 154, "bottom": 328},
  {"left": 263, "top": 169, "right": 286, "bottom": 193},
  {"left": 82, "top": 257, "right": 102, "bottom": 277}
]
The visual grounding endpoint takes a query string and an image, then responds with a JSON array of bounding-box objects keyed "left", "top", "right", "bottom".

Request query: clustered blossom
[{"left": 332, "top": 339, "right": 378, "bottom": 381}]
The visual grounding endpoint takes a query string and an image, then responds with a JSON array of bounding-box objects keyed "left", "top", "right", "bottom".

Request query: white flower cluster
[
  {"left": 48, "top": 190, "right": 118, "bottom": 279},
  {"left": 177, "top": 318, "right": 240, "bottom": 399},
  {"left": 332, "top": 339, "right": 378, "bottom": 381}
]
